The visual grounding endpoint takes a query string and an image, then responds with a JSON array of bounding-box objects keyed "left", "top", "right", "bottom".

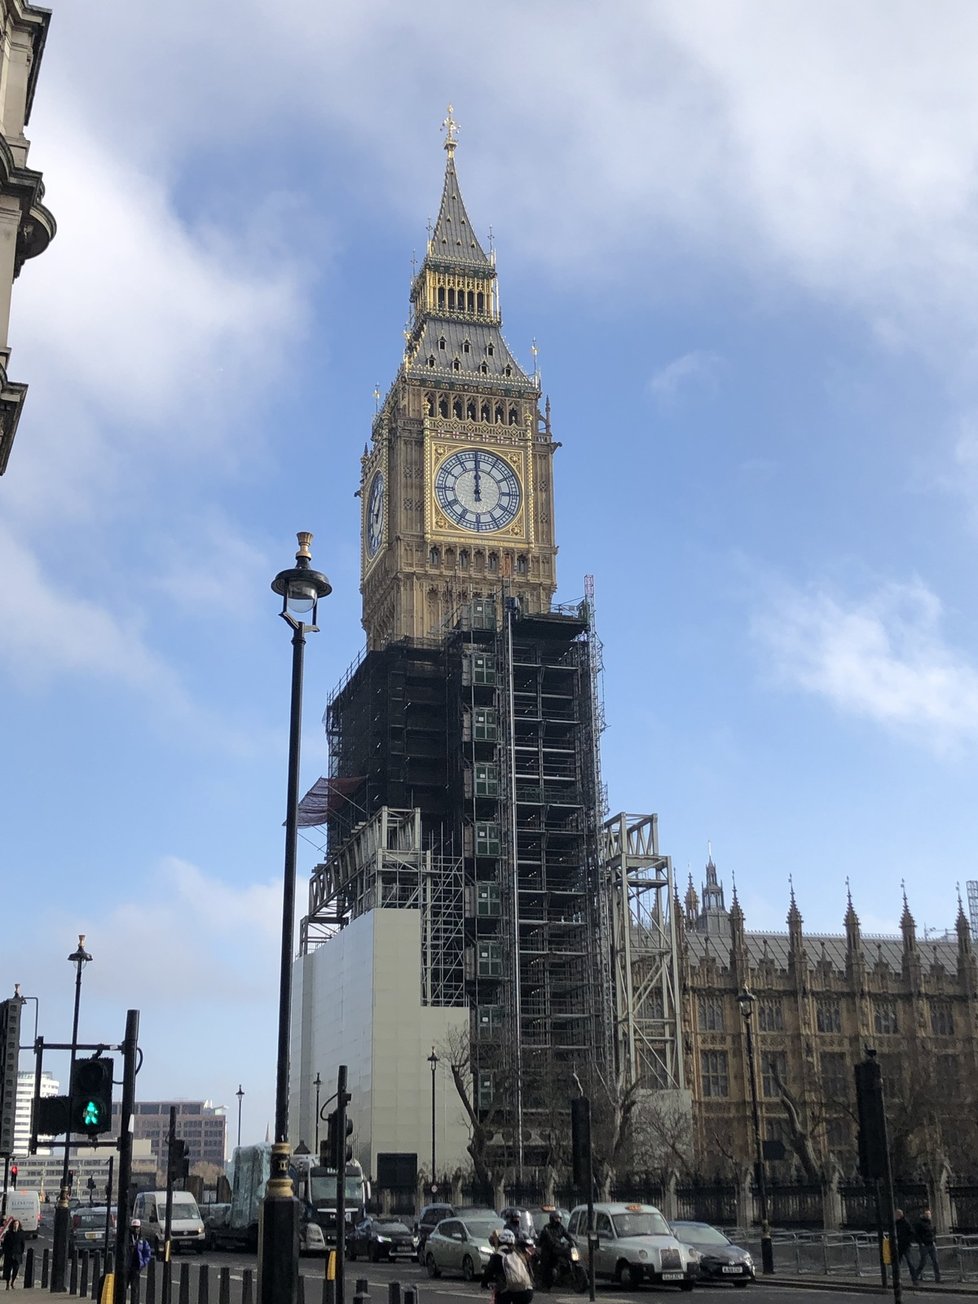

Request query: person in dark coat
[
  {"left": 894, "top": 1209, "right": 917, "bottom": 1282},
  {"left": 914, "top": 1208, "right": 940, "bottom": 1282},
  {"left": 1, "top": 1219, "right": 26, "bottom": 1289}
]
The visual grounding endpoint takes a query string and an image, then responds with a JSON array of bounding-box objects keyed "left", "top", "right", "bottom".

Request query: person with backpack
[{"left": 482, "top": 1227, "right": 534, "bottom": 1304}]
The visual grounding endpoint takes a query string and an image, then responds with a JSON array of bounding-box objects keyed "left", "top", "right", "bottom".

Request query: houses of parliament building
[{"left": 680, "top": 857, "right": 978, "bottom": 1189}]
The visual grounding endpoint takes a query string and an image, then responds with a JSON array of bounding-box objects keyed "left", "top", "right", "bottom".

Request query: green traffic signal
[{"left": 69, "top": 1058, "right": 114, "bottom": 1136}]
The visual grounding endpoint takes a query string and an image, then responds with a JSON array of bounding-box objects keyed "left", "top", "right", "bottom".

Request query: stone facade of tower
[
  {"left": 679, "top": 863, "right": 978, "bottom": 1184},
  {"left": 0, "top": 0, "right": 55, "bottom": 474}
]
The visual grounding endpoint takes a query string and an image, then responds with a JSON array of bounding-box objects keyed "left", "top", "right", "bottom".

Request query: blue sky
[{"left": 4, "top": 1, "right": 978, "bottom": 1149}]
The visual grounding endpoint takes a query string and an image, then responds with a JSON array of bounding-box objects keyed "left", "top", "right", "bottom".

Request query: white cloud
[
  {"left": 752, "top": 578, "right": 978, "bottom": 749},
  {"left": 649, "top": 350, "right": 723, "bottom": 401},
  {"left": 0, "top": 523, "right": 188, "bottom": 699}
]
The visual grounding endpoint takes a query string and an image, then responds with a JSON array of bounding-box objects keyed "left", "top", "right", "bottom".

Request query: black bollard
[
  {"left": 353, "top": 1295, "right": 368, "bottom": 1304},
  {"left": 387, "top": 1284, "right": 401, "bottom": 1304},
  {"left": 402, "top": 1286, "right": 417, "bottom": 1304},
  {"left": 91, "top": 1253, "right": 101, "bottom": 1301},
  {"left": 241, "top": 1268, "right": 254, "bottom": 1304},
  {"left": 297, "top": 1275, "right": 306, "bottom": 1304},
  {"left": 133, "top": 1266, "right": 143, "bottom": 1304},
  {"left": 355, "top": 1279, "right": 368, "bottom": 1298},
  {"left": 69, "top": 1251, "right": 79, "bottom": 1295},
  {"left": 321, "top": 1276, "right": 336, "bottom": 1304},
  {"left": 146, "top": 1254, "right": 158, "bottom": 1303},
  {"left": 23, "top": 1247, "right": 34, "bottom": 1289},
  {"left": 198, "top": 1263, "right": 209, "bottom": 1304},
  {"left": 80, "top": 1251, "right": 90, "bottom": 1297},
  {"left": 41, "top": 1246, "right": 50, "bottom": 1288},
  {"left": 178, "top": 1262, "right": 190, "bottom": 1304}
]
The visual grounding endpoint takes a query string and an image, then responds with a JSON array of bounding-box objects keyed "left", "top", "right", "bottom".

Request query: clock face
[
  {"left": 366, "top": 471, "right": 384, "bottom": 557},
  {"left": 434, "top": 449, "right": 521, "bottom": 533}
]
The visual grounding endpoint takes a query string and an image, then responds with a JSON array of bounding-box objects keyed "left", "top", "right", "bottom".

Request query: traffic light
[
  {"left": 69, "top": 1057, "right": 114, "bottom": 1136},
  {"left": 168, "top": 1138, "right": 190, "bottom": 1184},
  {"left": 0, "top": 997, "right": 23, "bottom": 1157},
  {"left": 571, "top": 1096, "right": 591, "bottom": 1190},
  {"left": 34, "top": 1094, "right": 70, "bottom": 1139},
  {"left": 9, "top": 1164, "right": 17, "bottom": 1189},
  {"left": 855, "top": 1054, "right": 889, "bottom": 1181},
  {"left": 322, "top": 1109, "right": 353, "bottom": 1167}
]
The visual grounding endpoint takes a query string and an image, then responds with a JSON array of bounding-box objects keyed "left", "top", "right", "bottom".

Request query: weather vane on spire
[{"left": 442, "top": 104, "right": 459, "bottom": 156}]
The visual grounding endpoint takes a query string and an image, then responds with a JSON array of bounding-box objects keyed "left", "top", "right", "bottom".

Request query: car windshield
[
  {"left": 676, "top": 1224, "right": 729, "bottom": 1247},
  {"left": 310, "top": 1176, "right": 364, "bottom": 1204},
  {"left": 464, "top": 1219, "right": 501, "bottom": 1240},
  {"left": 171, "top": 1197, "right": 199, "bottom": 1219},
  {"left": 374, "top": 1220, "right": 409, "bottom": 1234},
  {"left": 612, "top": 1211, "right": 671, "bottom": 1238}
]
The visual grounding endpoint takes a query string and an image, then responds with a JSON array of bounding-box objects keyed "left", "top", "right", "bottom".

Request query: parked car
[
  {"left": 348, "top": 1215, "right": 416, "bottom": 1262},
  {"left": 414, "top": 1203, "right": 455, "bottom": 1262},
  {"left": 670, "top": 1221, "right": 754, "bottom": 1286},
  {"left": 425, "top": 1214, "right": 503, "bottom": 1281},
  {"left": 70, "top": 1206, "right": 116, "bottom": 1252},
  {"left": 202, "top": 1204, "right": 230, "bottom": 1250},
  {"left": 568, "top": 1202, "right": 697, "bottom": 1290}
]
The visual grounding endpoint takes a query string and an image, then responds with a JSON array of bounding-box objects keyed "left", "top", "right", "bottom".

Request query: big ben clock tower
[
  {"left": 360, "top": 109, "right": 557, "bottom": 649},
  {"left": 294, "top": 114, "right": 612, "bottom": 1199}
]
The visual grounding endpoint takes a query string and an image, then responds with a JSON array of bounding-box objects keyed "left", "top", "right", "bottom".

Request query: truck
[{"left": 214, "top": 1145, "right": 369, "bottom": 1254}]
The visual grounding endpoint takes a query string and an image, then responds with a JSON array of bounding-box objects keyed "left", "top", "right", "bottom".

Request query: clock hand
[{"left": 473, "top": 451, "right": 482, "bottom": 502}]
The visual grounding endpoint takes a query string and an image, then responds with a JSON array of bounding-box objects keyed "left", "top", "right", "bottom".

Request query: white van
[
  {"left": 4, "top": 1190, "right": 41, "bottom": 1236},
  {"left": 131, "top": 1191, "right": 205, "bottom": 1253}
]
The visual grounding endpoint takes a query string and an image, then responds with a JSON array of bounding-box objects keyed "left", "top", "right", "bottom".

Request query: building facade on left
[{"left": 0, "top": 0, "right": 55, "bottom": 474}]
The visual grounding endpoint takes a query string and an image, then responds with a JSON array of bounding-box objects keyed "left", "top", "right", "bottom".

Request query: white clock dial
[
  {"left": 366, "top": 471, "right": 384, "bottom": 557},
  {"left": 434, "top": 449, "right": 521, "bottom": 533}
]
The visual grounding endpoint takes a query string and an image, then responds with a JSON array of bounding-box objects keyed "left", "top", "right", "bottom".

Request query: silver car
[{"left": 425, "top": 1215, "right": 503, "bottom": 1281}]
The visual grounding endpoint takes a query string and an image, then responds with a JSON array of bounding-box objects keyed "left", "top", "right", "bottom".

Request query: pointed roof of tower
[
  {"left": 900, "top": 881, "right": 917, "bottom": 949},
  {"left": 956, "top": 884, "right": 972, "bottom": 949},
  {"left": 429, "top": 109, "right": 491, "bottom": 271},
  {"left": 729, "top": 875, "right": 744, "bottom": 927},
  {"left": 787, "top": 876, "right": 802, "bottom": 929},
  {"left": 844, "top": 877, "right": 860, "bottom": 932}
]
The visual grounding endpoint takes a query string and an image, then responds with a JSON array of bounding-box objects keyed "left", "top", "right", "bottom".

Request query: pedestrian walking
[
  {"left": 895, "top": 1208, "right": 918, "bottom": 1283},
  {"left": 129, "top": 1219, "right": 152, "bottom": 1277},
  {"left": 914, "top": 1207, "right": 941, "bottom": 1283},
  {"left": 1, "top": 1218, "right": 26, "bottom": 1289}
]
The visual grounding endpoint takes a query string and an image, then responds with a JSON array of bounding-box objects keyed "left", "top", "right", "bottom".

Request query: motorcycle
[{"left": 534, "top": 1240, "right": 589, "bottom": 1293}]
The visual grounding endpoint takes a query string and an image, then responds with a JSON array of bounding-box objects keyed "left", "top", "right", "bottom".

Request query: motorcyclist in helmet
[{"left": 536, "top": 1211, "right": 574, "bottom": 1290}]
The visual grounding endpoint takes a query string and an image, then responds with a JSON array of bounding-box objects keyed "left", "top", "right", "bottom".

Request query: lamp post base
[
  {"left": 51, "top": 1190, "right": 71, "bottom": 1292},
  {"left": 258, "top": 1143, "right": 299, "bottom": 1304},
  {"left": 760, "top": 1225, "right": 774, "bottom": 1275}
]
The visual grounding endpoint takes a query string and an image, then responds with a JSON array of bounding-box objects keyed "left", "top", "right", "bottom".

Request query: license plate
[
  {"left": 722, "top": 1267, "right": 743, "bottom": 1274},
  {"left": 662, "top": 1272, "right": 684, "bottom": 1280}
]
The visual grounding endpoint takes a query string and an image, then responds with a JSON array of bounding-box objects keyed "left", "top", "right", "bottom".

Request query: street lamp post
[
  {"left": 236, "top": 1084, "right": 244, "bottom": 1150},
  {"left": 258, "top": 533, "right": 331, "bottom": 1304},
  {"left": 314, "top": 1073, "right": 322, "bottom": 1157},
  {"left": 737, "top": 989, "right": 774, "bottom": 1275},
  {"left": 427, "top": 1048, "right": 438, "bottom": 1187},
  {"left": 52, "top": 935, "right": 92, "bottom": 1292}
]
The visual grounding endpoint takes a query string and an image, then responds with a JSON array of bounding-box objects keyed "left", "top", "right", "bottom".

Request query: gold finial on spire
[
  {"left": 373, "top": 384, "right": 381, "bottom": 412},
  {"left": 442, "top": 104, "right": 459, "bottom": 156}
]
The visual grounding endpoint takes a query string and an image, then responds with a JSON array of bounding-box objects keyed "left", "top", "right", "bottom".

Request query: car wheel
[
  {"left": 618, "top": 1260, "right": 641, "bottom": 1289},
  {"left": 734, "top": 1281, "right": 750, "bottom": 1289},
  {"left": 680, "top": 1279, "right": 695, "bottom": 1291},
  {"left": 371, "top": 1244, "right": 382, "bottom": 1263},
  {"left": 462, "top": 1255, "right": 475, "bottom": 1281},
  {"left": 347, "top": 1241, "right": 357, "bottom": 1261},
  {"left": 426, "top": 1253, "right": 441, "bottom": 1279}
]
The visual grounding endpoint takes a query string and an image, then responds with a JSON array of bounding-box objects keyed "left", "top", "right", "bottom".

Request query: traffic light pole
[
  {"left": 162, "top": 1105, "right": 176, "bottom": 1304},
  {"left": 334, "top": 1065, "right": 351, "bottom": 1304},
  {"left": 111, "top": 1010, "right": 140, "bottom": 1304}
]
